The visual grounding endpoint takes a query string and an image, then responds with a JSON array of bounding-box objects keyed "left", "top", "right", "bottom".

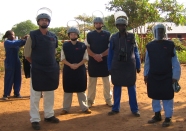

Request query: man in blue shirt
[
  {"left": 2, "top": 30, "right": 27, "bottom": 100},
  {"left": 144, "top": 23, "right": 181, "bottom": 127},
  {"left": 107, "top": 18, "right": 141, "bottom": 117}
]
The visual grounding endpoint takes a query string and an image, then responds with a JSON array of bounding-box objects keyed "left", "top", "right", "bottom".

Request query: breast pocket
[
  {"left": 51, "top": 37, "right": 57, "bottom": 45},
  {"left": 126, "top": 39, "right": 134, "bottom": 53}
]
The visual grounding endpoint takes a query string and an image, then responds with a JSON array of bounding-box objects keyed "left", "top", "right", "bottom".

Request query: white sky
[
  {"left": 0, "top": 0, "right": 186, "bottom": 34},
  {"left": 0, "top": 0, "right": 112, "bottom": 34}
]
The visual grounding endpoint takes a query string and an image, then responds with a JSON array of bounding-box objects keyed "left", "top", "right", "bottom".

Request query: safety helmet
[
  {"left": 36, "top": 13, "right": 51, "bottom": 22},
  {"left": 115, "top": 18, "right": 128, "bottom": 25},
  {"left": 153, "top": 24, "right": 166, "bottom": 40},
  {"left": 153, "top": 24, "right": 166, "bottom": 33},
  {"left": 114, "top": 11, "right": 128, "bottom": 21},
  {"left": 93, "top": 17, "right": 104, "bottom": 24},
  {"left": 67, "top": 27, "right": 80, "bottom": 35}
]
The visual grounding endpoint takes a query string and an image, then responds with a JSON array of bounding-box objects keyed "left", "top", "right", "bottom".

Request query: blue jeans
[
  {"left": 152, "top": 99, "right": 173, "bottom": 117},
  {"left": 112, "top": 85, "right": 139, "bottom": 113}
]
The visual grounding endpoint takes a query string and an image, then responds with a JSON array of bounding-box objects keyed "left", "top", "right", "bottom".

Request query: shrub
[{"left": 176, "top": 50, "right": 186, "bottom": 64}]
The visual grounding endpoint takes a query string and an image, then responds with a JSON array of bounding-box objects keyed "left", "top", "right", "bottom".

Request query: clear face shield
[
  {"left": 92, "top": 10, "right": 104, "bottom": 29},
  {"left": 67, "top": 20, "right": 79, "bottom": 30},
  {"left": 114, "top": 11, "right": 128, "bottom": 21},
  {"left": 154, "top": 28, "right": 166, "bottom": 40},
  {"left": 67, "top": 20, "right": 80, "bottom": 41},
  {"left": 153, "top": 25, "right": 166, "bottom": 40},
  {"left": 36, "top": 7, "right": 52, "bottom": 19},
  {"left": 36, "top": 7, "right": 52, "bottom": 28}
]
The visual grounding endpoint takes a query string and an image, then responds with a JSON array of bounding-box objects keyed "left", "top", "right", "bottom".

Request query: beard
[
  {"left": 71, "top": 38, "right": 78, "bottom": 41},
  {"left": 119, "top": 29, "right": 126, "bottom": 33},
  {"left": 96, "top": 27, "right": 102, "bottom": 30},
  {"left": 40, "top": 25, "right": 48, "bottom": 29}
]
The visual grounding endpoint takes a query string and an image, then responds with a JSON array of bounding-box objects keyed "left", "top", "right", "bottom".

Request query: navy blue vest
[
  {"left": 62, "top": 41, "right": 87, "bottom": 93},
  {"left": 30, "top": 29, "right": 59, "bottom": 91},
  {"left": 87, "top": 30, "right": 110, "bottom": 77},
  {"left": 146, "top": 40, "right": 175, "bottom": 100},
  {"left": 110, "top": 32, "right": 136, "bottom": 86}
]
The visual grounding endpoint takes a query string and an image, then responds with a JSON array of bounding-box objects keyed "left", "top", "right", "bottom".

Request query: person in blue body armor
[
  {"left": 107, "top": 18, "right": 141, "bottom": 117},
  {"left": 24, "top": 12, "right": 59, "bottom": 130},
  {"left": 85, "top": 17, "right": 113, "bottom": 108},
  {"left": 144, "top": 23, "right": 181, "bottom": 127},
  {"left": 60, "top": 27, "right": 91, "bottom": 115},
  {"left": 2, "top": 30, "right": 27, "bottom": 100}
]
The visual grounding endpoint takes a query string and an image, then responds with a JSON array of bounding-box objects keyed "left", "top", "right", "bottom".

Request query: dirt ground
[{"left": 0, "top": 65, "right": 186, "bottom": 131}]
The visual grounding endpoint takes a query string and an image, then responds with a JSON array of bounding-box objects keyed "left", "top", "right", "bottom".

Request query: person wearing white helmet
[
  {"left": 24, "top": 11, "right": 59, "bottom": 130},
  {"left": 107, "top": 18, "right": 141, "bottom": 117},
  {"left": 144, "top": 23, "right": 181, "bottom": 127},
  {"left": 85, "top": 17, "right": 113, "bottom": 108},
  {"left": 60, "top": 27, "right": 91, "bottom": 115}
]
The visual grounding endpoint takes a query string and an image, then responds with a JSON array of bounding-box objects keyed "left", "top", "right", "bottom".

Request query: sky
[
  {"left": 0, "top": 0, "right": 186, "bottom": 34},
  {"left": 0, "top": 0, "right": 113, "bottom": 34}
]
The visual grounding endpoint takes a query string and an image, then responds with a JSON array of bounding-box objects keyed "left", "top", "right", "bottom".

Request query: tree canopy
[
  {"left": 11, "top": 20, "right": 38, "bottom": 38},
  {"left": 105, "top": 0, "right": 186, "bottom": 30}
]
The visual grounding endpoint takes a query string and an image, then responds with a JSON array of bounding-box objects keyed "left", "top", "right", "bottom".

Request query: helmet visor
[
  {"left": 154, "top": 28, "right": 166, "bottom": 40},
  {"left": 36, "top": 7, "right": 52, "bottom": 19}
]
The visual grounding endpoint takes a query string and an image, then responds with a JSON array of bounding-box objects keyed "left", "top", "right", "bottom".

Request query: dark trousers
[
  {"left": 3, "top": 67, "right": 21, "bottom": 97},
  {"left": 112, "top": 85, "right": 139, "bottom": 113}
]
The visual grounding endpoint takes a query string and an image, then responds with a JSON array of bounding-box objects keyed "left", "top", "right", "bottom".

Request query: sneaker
[
  {"left": 106, "top": 100, "right": 113, "bottom": 107},
  {"left": 148, "top": 116, "right": 162, "bottom": 123},
  {"left": 14, "top": 95, "right": 22, "bottom": 98},
  {"left": 84, "top": 108, "right": 91, "bottom": 114},
  {"left": 31, "top": 122, "right": 40, "bottom": 130},
  {"left": 132, "top": 111, "right": 140, "bottom": 117},
  {"left": 108, "top": 110, "right": 119, "bottom": 116},
  {"left": 60, "top": 110, "right": 68, "bottom": 115},
  {"left": 44, "top": 116, "right": 59, "bottom": 123},
  {"left": 2, "top": 96, "right": 8, "bottom": 100},
  {"left": 162, "top": 117, "right": 172, "bottom": 127}
]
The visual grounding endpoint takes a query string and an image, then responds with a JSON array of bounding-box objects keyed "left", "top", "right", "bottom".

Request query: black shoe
[
  {"left": 148, "top": 111, "right": 162, "bottom": 123},
  {"left": 162, "top": 117, "right": 172, "bottom": 127},
  {"left": 132, "top": 111, "right": 140, "bottom": 117},
  {"left": 2, "top": 96, "right": 8, "bottom": 100},
  {"left": 31, "top": 122, "right": 40, "bottom": 130},
  {"left": 44, "top": 116, "right": 59, "bottom": 123},
  {"left": 14, "top": 95, "right": 22, "bottom": 98},
  {"left": 148, "top": 116, "right": 162, "bottom": 123},
  {"left": 108, "top": 111, "right": 119, "bottom": 116}
]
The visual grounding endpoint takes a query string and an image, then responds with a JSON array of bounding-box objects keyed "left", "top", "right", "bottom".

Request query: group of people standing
[{"left": 2, "top": 9, "right": 181, "bottom": 131}]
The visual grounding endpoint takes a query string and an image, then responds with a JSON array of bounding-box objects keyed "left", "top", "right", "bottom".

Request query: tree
[
  {"left": 58, "top": 27, "right": 69, "bottom": 40},
  {"left": 106, "top": 0, "right": 160, "bottom": 30},
  {"left": 104, "top": 15, "right": 118, "bottom": 33},
  {"left": 48, "top": 27, "right": 65, "bottom": 40},
  {"left": 74, "top": 14, "right": 94, "bottom": 39},
  {"left": 153, "top": 0, "right": 186, "bottom": 25},
  {"left": 11, "top": 20, "right": 38, "bottom": 37}
]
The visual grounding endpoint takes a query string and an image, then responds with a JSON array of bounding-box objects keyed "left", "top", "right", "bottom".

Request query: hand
[
  {"left": 70, "top": 64, "right": 79, "bottom": 70},
  {"left": 93, "top": 54, "right": 103, "bottom": 62},
  {"left": 136, "top": 68, "right": 141, "bottom": 73},
  {"left": 172, "top": 79, "right": 177, "bottom": 84},
  {"left": 144, "top": 76, "right": 148, "bottom": 85},
  {"left": 22, "top": 35, "right": 29, "bottom": 40}
]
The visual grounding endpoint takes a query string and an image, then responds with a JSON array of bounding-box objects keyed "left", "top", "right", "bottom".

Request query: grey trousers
[
  {"left": 62, "top": 92, "right": 88, "bottom": 112},
  {"left": 87, "top": 76, "right": 112, "bottom": 104}
]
